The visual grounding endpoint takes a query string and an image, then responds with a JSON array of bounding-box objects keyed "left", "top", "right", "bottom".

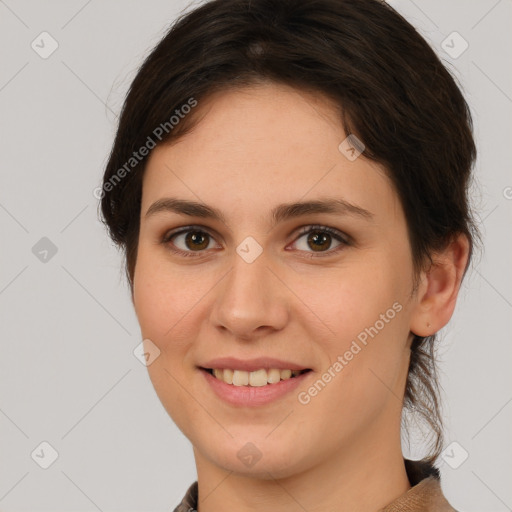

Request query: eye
[
  {"left": 161, "top": 224, "right": 350, "bottom": 258},
  {"left": 290, "top": 225, "right": 349, "bottom": 257},
  {"left": 161, "top": 227, "right": 219, "bottom": 257}
]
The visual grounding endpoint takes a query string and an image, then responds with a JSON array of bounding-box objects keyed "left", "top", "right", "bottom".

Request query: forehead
[{"left": 141, "top": 83, "right": 402, "bottom": 226}]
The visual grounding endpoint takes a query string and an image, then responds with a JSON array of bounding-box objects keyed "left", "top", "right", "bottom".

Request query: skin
[{"left": 132, "top": 82, "right": 469, "bottom": 512}]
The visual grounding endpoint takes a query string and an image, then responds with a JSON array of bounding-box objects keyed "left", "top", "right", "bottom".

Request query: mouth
[{"left": 199, "top": 367, "right": 312, "bottom": 387}]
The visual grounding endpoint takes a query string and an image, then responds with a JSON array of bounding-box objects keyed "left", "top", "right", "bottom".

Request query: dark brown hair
[{"left": 99, "top": 0, "right": 481, "bottom": 465}]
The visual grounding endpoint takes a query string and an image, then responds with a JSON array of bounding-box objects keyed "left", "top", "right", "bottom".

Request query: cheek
[
  {"left": 298, "top": 252, "right": 410, "bottom": 407},
  {"left": 299, "top": 254, "right": 407, "bottom": 344},
  {"left": 133, "top": 251, "right": 202, "bottom": 431},
  {"left": 133, "top": 247, "right": 195, "bottom": 342},
  {"left": 303, "top": 315, "right": 408, "bottom": 438}
]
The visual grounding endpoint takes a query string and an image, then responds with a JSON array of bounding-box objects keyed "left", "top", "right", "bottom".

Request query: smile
[{"left": 204, "top": 367, "right": 311, "bottom": 386}]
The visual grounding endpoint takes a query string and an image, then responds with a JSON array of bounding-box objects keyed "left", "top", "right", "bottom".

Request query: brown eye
[
  {"left": 184, "top": 231, "right": 210, "bottom": 251},
  {"left": 164, "top": 228, "right": 216, "bottom": 254},
  {"left": 292, "top": 225, "right": 349, "bottom": 256},
  {"left": 306, "top": 231, "right": 332, "bottom": 251}
]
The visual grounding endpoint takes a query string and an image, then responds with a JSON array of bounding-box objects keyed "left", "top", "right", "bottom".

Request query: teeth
[
  {"left": 249, "top": 369, "right": 267, "bottom": 387},
  {"left": 232, "top": 370, "right": 249, "bottom": 386},
  {"left": 223, "top": 368, "right": 234, "bottom": 384},
  {"left": 268, "top": 368, "right": 281, "bottom": 384},
  {"left": 209, "top": 368, "right": 305, "bottom": 386},
  {"left": 281, "top": 369, "right": 292, "bottom": 380}
]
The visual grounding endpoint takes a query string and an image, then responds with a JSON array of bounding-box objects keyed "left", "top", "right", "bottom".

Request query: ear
[{"left": 410, "top": 233, "right": 470, "bottom": 337}]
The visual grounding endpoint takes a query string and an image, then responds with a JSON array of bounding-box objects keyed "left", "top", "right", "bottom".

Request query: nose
[{"left": 210, "top": 250, "right": 289, "bottom": 340}]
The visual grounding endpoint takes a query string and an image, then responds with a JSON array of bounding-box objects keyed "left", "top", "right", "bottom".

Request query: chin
[{"left": 203, "top": 438, "right": 308, "bottom": 479}]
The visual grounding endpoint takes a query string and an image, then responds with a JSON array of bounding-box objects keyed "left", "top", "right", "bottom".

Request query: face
[{"left": 133, "top": 83, "right": 419, "bottom": 479}]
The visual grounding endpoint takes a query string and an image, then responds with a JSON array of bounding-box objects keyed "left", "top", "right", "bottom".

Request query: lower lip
[{"left": 200, "top": 368, "right": 312, "bottom": 407}]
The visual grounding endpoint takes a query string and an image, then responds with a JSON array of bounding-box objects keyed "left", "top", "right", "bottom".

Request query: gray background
[{"left": 0, "top": 0, "right": 510, "bottom": 510}]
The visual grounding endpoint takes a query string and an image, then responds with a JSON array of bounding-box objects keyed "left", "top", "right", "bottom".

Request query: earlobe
[{"left": 410, "top": 233, "right": 470, "bottom": 337}]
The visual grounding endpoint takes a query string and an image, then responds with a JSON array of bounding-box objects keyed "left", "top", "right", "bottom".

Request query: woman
[{"left": 99, "top": 0, "right": 480, "bottom": 510}]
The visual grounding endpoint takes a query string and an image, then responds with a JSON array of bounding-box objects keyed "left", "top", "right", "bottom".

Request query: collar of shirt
[{"left": 172, "top": 458, "right": 458, "bottom": 512}]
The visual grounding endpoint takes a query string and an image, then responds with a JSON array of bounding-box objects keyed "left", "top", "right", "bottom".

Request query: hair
[{"left": 99, "top": 0, "right": 481, "bottom": 466}]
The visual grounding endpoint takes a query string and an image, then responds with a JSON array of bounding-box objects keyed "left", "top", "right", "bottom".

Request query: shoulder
[
  {"left": 379, "top": 459, "right": 458, "bottom": 512},
  {"left": 172, "top": 481, "right": 198, "bottom": 512}
]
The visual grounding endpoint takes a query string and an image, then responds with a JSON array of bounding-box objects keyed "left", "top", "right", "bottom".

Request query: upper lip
[{"left": 199, "top": 357, "right": 311, "bottom": 372}]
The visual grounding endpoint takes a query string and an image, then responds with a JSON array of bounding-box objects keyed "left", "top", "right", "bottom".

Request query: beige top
[{"left": 172, "top": 459, "right": 458, "bottom": 512}]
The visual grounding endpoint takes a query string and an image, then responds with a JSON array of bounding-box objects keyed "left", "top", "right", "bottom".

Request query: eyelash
[{"left": 160, "top": 224, "right": 351, "bottom": 259}]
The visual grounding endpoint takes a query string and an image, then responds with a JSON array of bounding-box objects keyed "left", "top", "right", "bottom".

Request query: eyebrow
[{"left": 144, "top": 197, "right": 374, "bottom": 226}]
